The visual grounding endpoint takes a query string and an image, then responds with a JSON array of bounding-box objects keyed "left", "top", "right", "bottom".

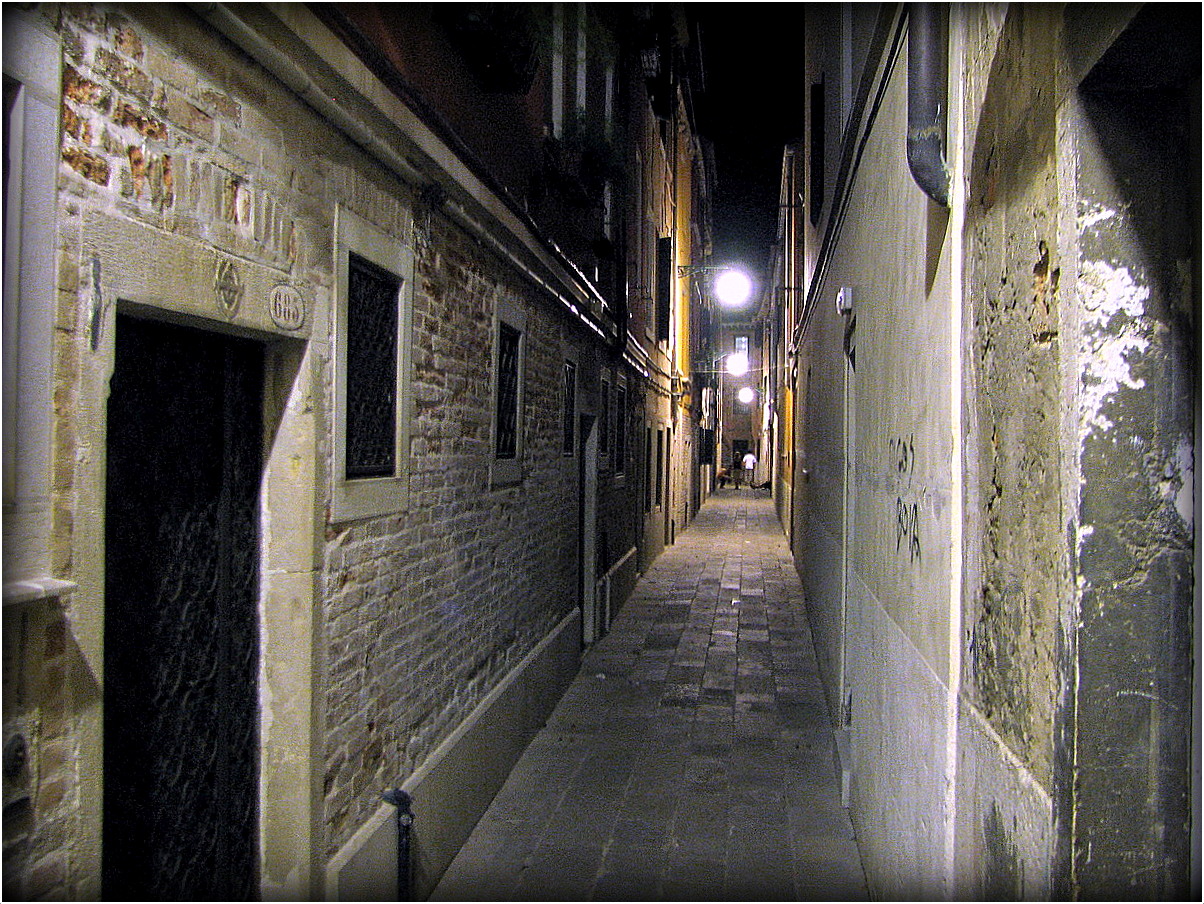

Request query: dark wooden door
[{"left": 103, "top": 314, "right": 262, "bottom": 900}]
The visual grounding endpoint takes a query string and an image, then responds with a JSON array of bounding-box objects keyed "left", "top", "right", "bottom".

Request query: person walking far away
[{"left": 742, "top": 450, "right": 757, "bottom": 489}]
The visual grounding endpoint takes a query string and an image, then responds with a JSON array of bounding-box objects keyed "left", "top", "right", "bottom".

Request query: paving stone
[
  {"left": 593, "top": 870, "right": 661, "bottom": 900},
  {"left": 431, "top": 490, "right": 868, "bottom": 900}
]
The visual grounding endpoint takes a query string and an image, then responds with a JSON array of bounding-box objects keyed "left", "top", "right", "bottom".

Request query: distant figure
[
  {"left": 717, "top": 466, "right": 730, "bottom": 488},
  {"left": 741, "top": 451, "right": 757, "bottom": 488}
]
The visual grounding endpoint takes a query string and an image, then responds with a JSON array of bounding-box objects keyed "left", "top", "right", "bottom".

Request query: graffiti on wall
[
  {"left": 889, "top": 434, "right": 921, "bottom": 564},
  {"left": 895, "top": 498, "right": 921, "bottom": 563}
]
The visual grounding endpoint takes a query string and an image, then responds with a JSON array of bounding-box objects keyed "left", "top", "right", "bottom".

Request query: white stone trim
[
  {"left": 330, "top": 205, "right": 415, "bottom": 522},
  {"left": 3, "top": 10, "right": 60, "bottom": 587}
]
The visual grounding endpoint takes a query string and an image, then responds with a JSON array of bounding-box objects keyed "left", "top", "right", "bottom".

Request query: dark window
[
  {"left": 614, "top": 385, "right": 626, "bottom": 472},
  {"left": 562, "top": 360, "right": 576, "bottom": 456},
  {"left": 655, "top": 428, "right": 665, "bottom": 507},
  {"left": 810, "top": 79, "right": 825, "bottom": 226},
  {"left": 700, "top": 428, "right": 714, "bottom": 465},
  {"left": 346, "top": 252, "right": 400, "bottom": 479},
  {"left": 655, "top": 236, "right": 672, "bottom": 342},
  {"left": 3, "top": 76, "right": 18, "bottom": 254},
  {"left": 664, "top": 427, "right": 671, "bottom": 510},
  {"left": 600, "top": 378, "right": 611, "bottom": 460},
  {"left": 495, "top": 321, "right": 521, "bottom": 459},
  {"left": 644, "top": 427, "right": 653, "bottom": 513}
]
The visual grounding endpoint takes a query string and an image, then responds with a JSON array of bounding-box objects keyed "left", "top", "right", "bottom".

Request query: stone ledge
[
  {"left": 2, "top": 578, "right": 77, "bottom": 607},
  {"left": 325, "top": 608, "right": 582, "bottom": 900}
]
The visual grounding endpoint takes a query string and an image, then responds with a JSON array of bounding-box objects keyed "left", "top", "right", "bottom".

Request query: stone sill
[{"left": 3, "top": 577, "right": 77, "bottom": 607}]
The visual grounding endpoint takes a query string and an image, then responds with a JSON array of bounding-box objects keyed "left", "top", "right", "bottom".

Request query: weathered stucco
[
  {"left": 963, "top": 4, "right": 1066, "bottom": 797},
  {"left": 1067, "top": 16, "right": 1197, "bottom": 889},
  {"left": 794, "top": 3, "right": 1196, "bottom": 898}
]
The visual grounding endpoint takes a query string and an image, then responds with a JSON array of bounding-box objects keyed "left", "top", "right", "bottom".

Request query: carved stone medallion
[{"left": 215, "top": 258, "right": 244, "bottom": 316}]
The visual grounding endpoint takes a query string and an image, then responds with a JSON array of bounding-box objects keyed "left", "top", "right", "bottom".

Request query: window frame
[
  {"left": 490, "top": 297, "right": 527, "bottom": 487},
  {"left": 613, "top": 380, "right": 626, "bottom": 475},
  {"left": 3, "top": 12, "right": 62, "bottom": 593},
  {"left": 331, "top": 205, "right": 415, "bottom": 522},
  {"left": 599, "top": 375, "right": 611, "bottom": 465},
  {"left": 562, "top": 358, "right": 577, "bottom": 457}
]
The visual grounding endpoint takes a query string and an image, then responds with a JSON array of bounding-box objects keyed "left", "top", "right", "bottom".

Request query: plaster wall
[
  {"left": 845, "top": 568, "right": 951, "bottom": 899},
  {"left": 800, "top": 22, "right": 961, "bottom": 893},
  {"left": 794, "top": 3, "right": 1195, "bottom": 897}
]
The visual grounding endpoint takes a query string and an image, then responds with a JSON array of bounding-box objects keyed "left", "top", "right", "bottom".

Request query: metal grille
[
  {"left": 104, "top": 315, "right": 261, "bottom": 900},
  {"left": 495, "top": 321, "right": 521, "bottom": 459},
  {"left": 346, "top": 252, "right": 400, "bottom": 479}
]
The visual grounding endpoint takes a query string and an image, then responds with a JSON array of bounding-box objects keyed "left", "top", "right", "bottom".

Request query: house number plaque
[{"left": 269, "top": 284, "right": 306, "bottom": 331}]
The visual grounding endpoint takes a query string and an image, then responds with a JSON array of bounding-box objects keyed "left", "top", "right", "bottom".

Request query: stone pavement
[{"left": 431, "top": 489, "right": 868, "bottom": 901}]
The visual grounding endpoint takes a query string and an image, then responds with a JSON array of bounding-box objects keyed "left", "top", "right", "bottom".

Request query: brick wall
[
  {"left": 322, "top": 214, "right": 584, "bottom": 854},
  {"left": 45, "top": 1, "right": 594, "bottom": 882}
]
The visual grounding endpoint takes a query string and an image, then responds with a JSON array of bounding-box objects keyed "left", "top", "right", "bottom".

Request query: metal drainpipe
[{"left": 907, "top": 3, "right": 950, "bottom": 207}]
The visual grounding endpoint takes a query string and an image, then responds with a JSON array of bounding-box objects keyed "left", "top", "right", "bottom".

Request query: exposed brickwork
[
  {"left": 322, "top": 210, "right": 585, "bottom": 852},
  {"left": 112, "top": 101, "right": 166, "bottom": 140},
  {"left": 61, "top": 146, "right": 110, "bottom": 185},
  {"left": 597, "top": 364, "right": 645, "bottom": 580},
  {"left": 48, "top": 0, "right": 614, "bottom": 871},
  {"left": 28, "top": 3, "right": 705, "bottom": 894}
]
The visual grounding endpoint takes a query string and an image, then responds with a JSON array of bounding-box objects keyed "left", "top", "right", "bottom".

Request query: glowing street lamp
[
  {"left": 678, "top": 263, "right": 753, "bottom": 308},
  {"left": 714, "top": 268, "right": 752, "bottom": 307},
  {"left": 724, "top": 352, "right": 750, "bottom": 377},
  {"left": 737, "top": 386, "right": 756, "bottom": 405}
]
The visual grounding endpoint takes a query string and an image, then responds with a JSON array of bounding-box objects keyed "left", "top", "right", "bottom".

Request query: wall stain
[{"left": 984, "top": 801, "right": 1025, "bottom": 898}]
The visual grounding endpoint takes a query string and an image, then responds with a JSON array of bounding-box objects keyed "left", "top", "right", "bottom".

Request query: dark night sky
[{"left": 688, "top": 5, "right": 806, "bottom": 285}]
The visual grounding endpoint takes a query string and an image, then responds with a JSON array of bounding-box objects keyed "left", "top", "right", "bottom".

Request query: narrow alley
[
  {"left": 4, "top": 5, "right": 1196, "bottom": 899},
  {"left": 433, "top": 490, "right": 867, "bottom": 901}
]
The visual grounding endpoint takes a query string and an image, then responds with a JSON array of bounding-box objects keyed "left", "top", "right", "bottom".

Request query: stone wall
[
  {"left": 2, "top": 604, "right": 77, "bottom": 900},
  {"left": 1063, "top": 6, "right": 1197, "bottom": 893},
  {"left": 962, "top": 0, "right": 1066, "bottom": 823}
]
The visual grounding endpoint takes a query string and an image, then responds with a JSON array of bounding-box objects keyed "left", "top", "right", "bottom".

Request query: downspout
[{"left": 907, "top": 3, "right": 950, "bottom": 207}]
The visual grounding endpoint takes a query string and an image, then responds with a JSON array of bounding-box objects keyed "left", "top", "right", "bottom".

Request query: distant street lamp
[
  {"left": 737, "top": 386, "right": 756, "bottom": 405},
  {"left": 724, "top": 352, "right": 750, "bottom": 377}
]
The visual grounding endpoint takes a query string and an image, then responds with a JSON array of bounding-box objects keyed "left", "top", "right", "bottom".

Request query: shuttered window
[{"left": 655, "top": 236, "right": 672, "bottom": 342}]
